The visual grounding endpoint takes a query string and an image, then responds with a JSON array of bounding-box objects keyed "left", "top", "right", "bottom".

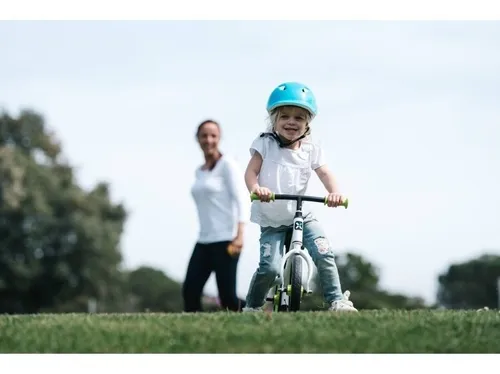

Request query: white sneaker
[
  {"left": 242, "top": 306, "right": 263, "bottom": 312},
  {"left": 329, "top": 290, "right": 358, "bottom": 312}
]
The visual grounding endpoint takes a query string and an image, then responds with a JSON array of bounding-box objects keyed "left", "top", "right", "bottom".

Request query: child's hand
[
  {"left": 326, "top": 193, "right": 346, "bottom": 207},
  {"left": 252, "top": 186, "right": 273, "bottom": 202}
]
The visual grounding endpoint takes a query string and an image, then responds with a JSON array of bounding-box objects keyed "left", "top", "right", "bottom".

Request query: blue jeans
[{"left": 245, "top": 217, "right": 344, "bottom": 308}]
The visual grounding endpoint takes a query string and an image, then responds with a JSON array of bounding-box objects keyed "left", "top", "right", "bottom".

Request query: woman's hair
[
  {"left": 196, "top": 119, "right": 221, "bottom": 138},
  {"left": 265, "top": 106, "right": 312, "bottom": 137}
]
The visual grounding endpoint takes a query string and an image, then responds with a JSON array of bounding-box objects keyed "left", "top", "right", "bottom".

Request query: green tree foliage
[
  {"left": 302, "top": 251, "right": 427, "bottom": 310},
  {"left": 125, "top": 266, "right": 183, "bottom": 312},
  {"left": 437, "top": 253, "right": 500, "bottom": 310},
  {"left": 0, "top": 109, "right": 127, "bottom": 313},
  {"left": 336, "top": 252, "right": 379, "bottom": 292}
]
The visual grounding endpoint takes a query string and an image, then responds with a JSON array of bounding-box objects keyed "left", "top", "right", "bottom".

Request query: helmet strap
[{"left": 260, "top": 130, "right": 306, "bottom": 148}]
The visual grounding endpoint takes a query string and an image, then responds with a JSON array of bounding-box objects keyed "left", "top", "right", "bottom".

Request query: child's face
[{"left": 275, "top": 106, "right": 309, "bottom": 141}]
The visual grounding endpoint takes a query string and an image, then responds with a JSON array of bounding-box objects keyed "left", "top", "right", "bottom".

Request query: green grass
[{"left": 0, "top": 310, "right": 499, "bottom": 353}]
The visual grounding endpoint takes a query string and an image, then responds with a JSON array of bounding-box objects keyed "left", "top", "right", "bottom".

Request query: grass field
[{"left": 1, "top": 310, "right": 499, "bottom": 353}]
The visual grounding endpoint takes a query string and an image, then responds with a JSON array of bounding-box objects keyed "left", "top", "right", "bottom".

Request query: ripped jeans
[{"left": 245, "top": 216, "right": 344, "bottom": 308}]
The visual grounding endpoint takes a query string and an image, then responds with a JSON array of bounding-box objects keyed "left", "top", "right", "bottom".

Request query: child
[{"left": 243, "top": 82, "right": 357, "bottom": 312}]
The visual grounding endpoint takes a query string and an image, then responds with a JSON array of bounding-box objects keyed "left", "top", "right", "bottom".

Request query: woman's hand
[
  {"left": 228, "top": 223, "right": 245, "bottom": 257},
  {"left": 228, "top": 234, "right": 244, "bottom": 256}
]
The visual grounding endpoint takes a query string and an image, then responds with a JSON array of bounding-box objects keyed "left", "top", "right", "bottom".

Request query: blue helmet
[{"left": 266, "top": 82, "right": 318, "bottom": 117}]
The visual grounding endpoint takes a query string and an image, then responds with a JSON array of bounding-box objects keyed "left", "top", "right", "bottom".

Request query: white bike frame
[{"left": 279, "top": 212, "right": 315, "bottom": 294}]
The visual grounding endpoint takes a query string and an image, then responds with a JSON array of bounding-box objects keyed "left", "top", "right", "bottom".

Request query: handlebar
[{"left": 250, "top": 192, "right": 348, "bottom": 209}]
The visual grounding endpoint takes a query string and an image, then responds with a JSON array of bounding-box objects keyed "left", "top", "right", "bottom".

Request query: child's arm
[
  {"left": 315, "top": 165, "right": 346, "bottom": 207},
  {"left": 244, "top": 152, "right": 263, "bottom": 192},
  {"left": 315, "top": 164, "right": 340, "bottom": 194},
  {"left": 245, "top": 152, "right": 273, "bottom": 202}
]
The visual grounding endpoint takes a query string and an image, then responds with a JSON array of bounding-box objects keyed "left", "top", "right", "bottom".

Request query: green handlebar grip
[
  {"left": 324, "top": 196, "right": 349, "bottom": 208},
  {"left": 250, "top": 192, "right": 275, "bottom": 201}
]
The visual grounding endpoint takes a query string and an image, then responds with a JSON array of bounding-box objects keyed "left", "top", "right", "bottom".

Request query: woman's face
[{"left": 197, "top": 122, "right": 220, "bottom": 157}]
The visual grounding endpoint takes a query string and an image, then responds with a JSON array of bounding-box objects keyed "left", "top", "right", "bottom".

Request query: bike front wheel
[{"left": 289, "top": 255, "right": 303, "bottom": 312}]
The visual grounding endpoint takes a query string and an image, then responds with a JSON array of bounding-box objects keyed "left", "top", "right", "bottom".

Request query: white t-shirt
[
  {"left": 250, "top": 134, "right": 326, "bottom": 227},
  {"left": 191, "top": 155, "right": 250, "bottom": 244}
]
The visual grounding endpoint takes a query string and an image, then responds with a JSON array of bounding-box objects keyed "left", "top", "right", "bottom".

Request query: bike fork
[{"left": 269, "top": 210, "right": 315, "bottom": 311}]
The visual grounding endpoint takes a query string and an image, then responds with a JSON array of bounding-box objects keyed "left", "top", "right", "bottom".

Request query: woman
[{"left": 183, "top": 119, "right": 250, "bottom": 312}]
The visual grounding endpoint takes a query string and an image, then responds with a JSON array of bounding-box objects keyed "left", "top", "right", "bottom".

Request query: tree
[
  {"left": 301, "top": 251, "right": 427, "bottom": 310},
  {"left": 437, "top": 253, "right": 500, "bottom": 310},
  {"left": 125, "top": 266, "right": 184, "bottom": 312},
  {"left": 0, "top": 109, "right": 127, "bottom": 313},
  {"left": 336, "top": 252, "right": 380, "bottom": 292}
]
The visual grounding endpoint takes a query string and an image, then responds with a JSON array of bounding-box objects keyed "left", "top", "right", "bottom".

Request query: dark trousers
[{"left": 182, "top": 241, "right": 245, "bottom": 312}]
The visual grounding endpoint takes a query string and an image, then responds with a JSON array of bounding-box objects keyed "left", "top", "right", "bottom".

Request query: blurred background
[{"left": 1, "top": 20, "right": 499, "bottom": 313}]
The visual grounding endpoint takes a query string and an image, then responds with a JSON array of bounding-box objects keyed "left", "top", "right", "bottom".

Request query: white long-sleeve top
[{"left": 191, "top": 155, "right": 250, "bottom": 244}]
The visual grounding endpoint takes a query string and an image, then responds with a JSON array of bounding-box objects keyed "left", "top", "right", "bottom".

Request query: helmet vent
[{"left": 278, "top": 85, "right": 286, "bottom": 90}]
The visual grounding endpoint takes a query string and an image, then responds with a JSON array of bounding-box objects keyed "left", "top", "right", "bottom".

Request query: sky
[{"left": 1, "top": 21, "right": 499, "bottom": 304}]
